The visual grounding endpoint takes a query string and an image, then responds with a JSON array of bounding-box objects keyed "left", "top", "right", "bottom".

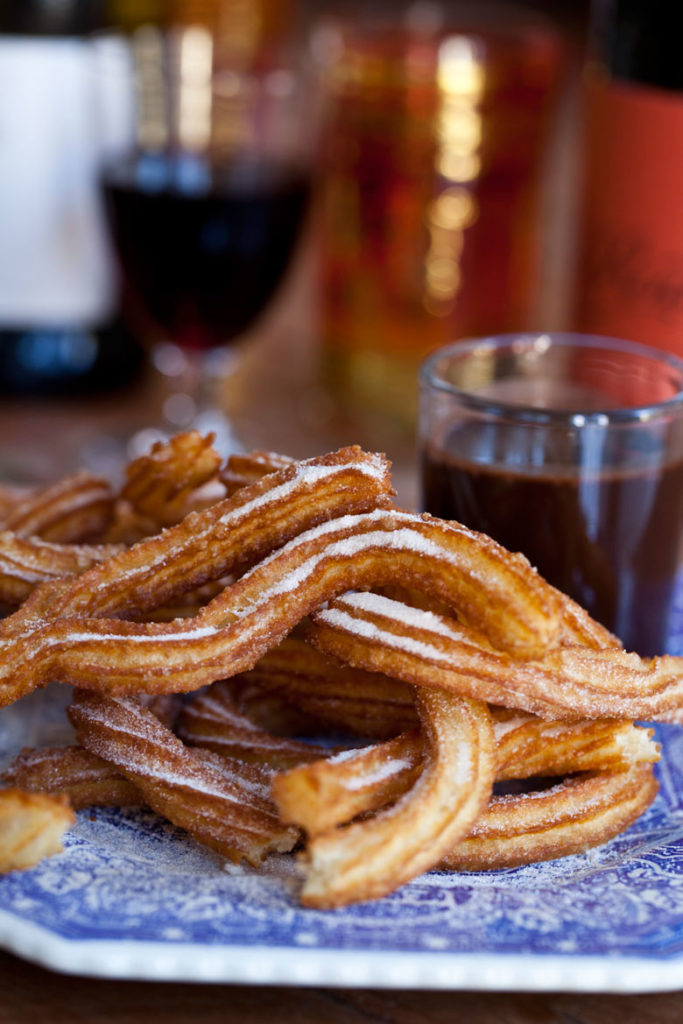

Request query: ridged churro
[
  {"left": 68, "top": 692, "right": 298, "bottom": 865},
  {"left": 5, "top": 745, "right": 141, "bottom": 811},
  {"left": 308, "top": 591, "right": 683, "bottom": 721},
  {"left": 0, "top": 448, "right": 393, "bottom": 707},
  {"left": 120, "top": 430, "right": 223, "bottom": 528},
  {"left": 3, "top": 471, "right": 114, "bottom": 543},
  {"left": 0, "top": 436, "right": 671, "bottom": 903},
  {"left": 272, "top": 715, "right": 658, "bottom": 837},
  {"left": 0, "top": 532, "right": 122, "bottom": 606},
  {"left": 0, "top": 787, "right": 74, "bottom": 873},
  {"left": 43, "top": 445, "right": 392, "bottom": 620},
  {"left": 439, "top": 766, "right": 658, "bottom": 871},
  {"left": 299, "top": 692, "right": 494, "bottom": 909}
]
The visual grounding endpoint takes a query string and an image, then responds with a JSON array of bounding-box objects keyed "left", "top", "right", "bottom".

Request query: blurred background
[{"left": 0, "top": 0, "right": 665, "bottom": 494}]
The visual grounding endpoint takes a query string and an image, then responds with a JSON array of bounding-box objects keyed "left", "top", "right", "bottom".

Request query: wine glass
[{"left": 98, "top": 25, "right": 315, "bottom": 457}]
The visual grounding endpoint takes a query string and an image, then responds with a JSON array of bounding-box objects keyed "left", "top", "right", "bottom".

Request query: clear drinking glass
[
  {"left": 98, "top": 25, "right": 315, "bottom": 455},
  {"left": 419, "top": 332, "right": 683, "bottom": 655}
]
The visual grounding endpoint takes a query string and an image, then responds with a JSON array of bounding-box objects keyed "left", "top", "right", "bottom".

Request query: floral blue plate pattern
[{"left": 2, "top": 623, "right": 683, "bottom": 994}]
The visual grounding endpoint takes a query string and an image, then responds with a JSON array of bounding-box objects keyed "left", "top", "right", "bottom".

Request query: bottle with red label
[{"left": 573, "top": 0, "right": 683, "bottom": 357}]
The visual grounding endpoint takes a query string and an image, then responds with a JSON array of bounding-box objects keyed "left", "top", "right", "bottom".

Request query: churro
[
  {"left": 0, "top": 532, "right": 122, "bottom": 605},
  {"left": 239, "top": 633, "right": 417, "bottom": 739},
  {"left": 3, "top": 471, "right": 114, "bottom": 543},
  {"left": 68, "top": 692, "right": 298, "bottom": 865},
  {"left": 0, "top": 437, "right": 671, "bottom": 901},
  {"left": 272, "top": 715, "right": 658, "bottom": 837},
  {"left": 308, "top": 591, "right": 683, "bottom": 721},
  {"left": 0, "top": 787, "right": 74, "bottom": 873},
  {"left": 5, "top": 745, "right": 141, "bottom": 811},
  {"left": 177, "top": 681, "right": 333, "bottom": 769},
  {"left": 299, "top": 692, "right": 494, "bottom": 908},
  {"left": 439, "top": 766, "right": 658, "bottom": 871},
  {"left": 120, "top": 430, "right": 223, "bottom": 528}
]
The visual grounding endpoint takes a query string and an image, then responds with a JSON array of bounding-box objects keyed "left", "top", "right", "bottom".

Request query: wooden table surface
[
  {"left": 1, "top": 248, "right": 682, "bottom": 1021},
  {"left": 2, "top": 947, "right": 683, "bottom": 1024}
]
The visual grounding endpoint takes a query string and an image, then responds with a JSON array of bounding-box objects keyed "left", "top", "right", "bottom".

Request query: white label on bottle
[{"left": 0, "top": 38, "right": 115, "bottom": 324}]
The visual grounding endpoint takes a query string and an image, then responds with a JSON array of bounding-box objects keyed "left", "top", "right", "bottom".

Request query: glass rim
[{"left": 420, "top": 332, "right": 683, "bottom": 426}]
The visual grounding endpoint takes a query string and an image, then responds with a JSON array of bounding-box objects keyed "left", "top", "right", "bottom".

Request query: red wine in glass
[{"left": 102, "top": 151, "right": 311, "bottom": 352}]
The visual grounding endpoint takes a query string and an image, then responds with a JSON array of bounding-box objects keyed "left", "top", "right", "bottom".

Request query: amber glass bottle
[{"left": 318, "top": 9, "right": 563, "bottom": 439}]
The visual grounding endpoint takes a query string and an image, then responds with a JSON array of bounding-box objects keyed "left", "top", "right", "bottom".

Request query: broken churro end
[{"left": 0, "top": 787, "right": 74, "bottom": 873}]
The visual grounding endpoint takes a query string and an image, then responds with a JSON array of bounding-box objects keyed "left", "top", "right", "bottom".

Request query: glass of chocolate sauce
[{"left": 419, "top": 333, "right": 683, "bottom": 656}]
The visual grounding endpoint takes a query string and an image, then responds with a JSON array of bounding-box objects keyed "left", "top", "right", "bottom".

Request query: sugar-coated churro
[
  {"left": 3, "top": 471, "right": 114, "bottom": 543},
  {"left": 299, "top": 692, "right": 494, "bottom": 909},
  {"left": 0, "top": 435, "right": 671, "bottom": 901},
  {"left": 308, "top": 591, "right": 683, "bottom": 721},
  {"left": 5, "top": 745, "right": 141, "bottom": 811},
  {"left": 177, "top": 681, "right": 333, "bottom": 769},
  {"left": 0, "top": 787, "right": 74, "bottom": 872},
  {"left": 68, "top": 691, "right": 298, "bottom": 865},
  {"left": 439, "top": 765, "right": 658, "bottom": 871},
  {"left": 272, "top": 714, "right": 658, "bottom": 837}
]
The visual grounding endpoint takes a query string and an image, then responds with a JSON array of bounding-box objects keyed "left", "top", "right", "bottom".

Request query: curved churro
[
  {"left": 0, "top": 533, "right": 122, "bottom": 606},
  {"left": 234, "top": 508, "right": 562, "bottom": 659},
  {"left": 41, "top": 445, "right": 393, "bottom": 620},
  {"left": 68, "top": 692, "right": 298, "bottom": 865},
  {"left": 272, "top": 715, "right": 658, "bottom": 837},
  {"left": 308, "top": 592, "right": 683, "bottom": 720},
  {"left": 241, "top": 634, "right": 417, "bottom": 739},
  {"left": 0, "top": 787, "right": 74, "bottom": 873},
  {"left": 3, "top": 471, "right": 115, "bottom": 543},
  {"left": 299, "top": 692, "right": 494, "bottom": 908},
  {"left": 177, "top": 682, "right": 333, "bottom": 769},
  {"left": 120, "top": 430, "right": 223, "bottom": 528},
  {"left": 438, "top": 765, "right": 658, "bottom": 871},
  {"left": 4, "top": 745, "right": 141, "bottom": 811},
  {"left": 0, "top": 500, "right": 568, "bottom": 710}
]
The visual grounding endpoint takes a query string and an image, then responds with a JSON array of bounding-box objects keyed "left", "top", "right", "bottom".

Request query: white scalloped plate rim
[{"left": 2, "top": 906, "right": 683, "bottom": 993}]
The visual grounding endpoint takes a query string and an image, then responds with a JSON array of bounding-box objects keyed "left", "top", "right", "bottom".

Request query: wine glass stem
[{"left": 154, "top": 342, "right": 242, "bottom": 454}]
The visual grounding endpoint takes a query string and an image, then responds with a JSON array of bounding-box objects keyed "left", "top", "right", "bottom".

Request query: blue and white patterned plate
[{"left": 2, "top": 681, "right": 683, "bottom": 993}]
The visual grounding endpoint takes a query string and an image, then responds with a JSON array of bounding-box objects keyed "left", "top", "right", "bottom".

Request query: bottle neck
[
  {"left": 0, "top": 0, "right": 106, "bottom": 37},
  {"left": 591, "top": 0, "right": 683, "bottom": 92}
]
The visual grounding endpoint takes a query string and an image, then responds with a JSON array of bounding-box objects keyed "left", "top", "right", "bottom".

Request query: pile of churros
[{"left": 0, "top": 431, "right": 677, "bottom": 908}]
